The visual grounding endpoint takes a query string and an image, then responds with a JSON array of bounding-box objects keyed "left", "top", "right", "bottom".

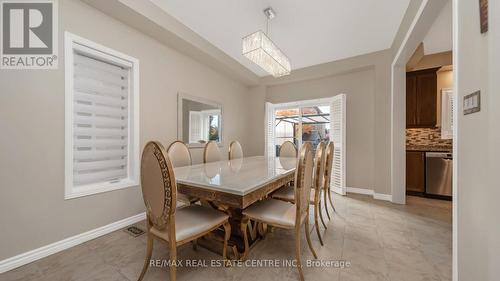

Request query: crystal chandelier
[{"left": 242, "top": 7, "right": 291, "bottom": 77}]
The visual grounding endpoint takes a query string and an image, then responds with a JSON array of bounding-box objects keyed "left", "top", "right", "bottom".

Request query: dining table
[{"left": 173, "top": 156, "right": 297, "bottom": 259}]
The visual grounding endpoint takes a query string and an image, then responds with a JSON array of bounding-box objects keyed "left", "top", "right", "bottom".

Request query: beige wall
[
  {"left": 266, "top": 70, "right": 376, "bottom": 190},
  {"left": 408, "top": 51, "right": 453, "bottom": 71},
  {"left": 0, "top": 0, "right": 256, "bottom": 260},
  {"left": 456, "top": 0, "right": 500, "bottom": 280},
  {"left": 261, "top": 50, "right": 393, "bottom": 194}
]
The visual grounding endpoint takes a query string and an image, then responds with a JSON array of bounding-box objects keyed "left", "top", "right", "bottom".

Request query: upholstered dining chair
[
  {"left": 279, "top": 140, "right": 297, "bottom": 157},
  {"left": 241, "top": 143, "right": 317, "bottom": 281},
  {"left": 167, "top": 141, "right": 199, "bottom": 207},
  {"left": 138, "top": 141, "right": 231, "bottom": 281},
  {"left": 228, "top": 140, "right": 243, "bottom": 160},
  {"left": 203, "top": 140, "right": 221, "bottom": 163},
  {"left": 271, "top": 142, "right": 328, "bottom": 245},
  {"left": 323, "top": 141, "right": 336, "bottom": 218}
]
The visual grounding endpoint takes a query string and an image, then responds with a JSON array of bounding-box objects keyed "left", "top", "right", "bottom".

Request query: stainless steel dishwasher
[{"left": 425, "top": 152, "right": 453, "bottom": 197}]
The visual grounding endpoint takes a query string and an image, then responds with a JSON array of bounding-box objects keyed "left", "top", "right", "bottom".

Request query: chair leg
[
  {"left": 294, "top": 227, "right": 305, "bottom": 281},
  {"left": 258, "top": 223, "right": 268, "bottom": 238},
  {"left": 318, "top": 199, "right": 328, "bottom": 229},
  {"left": 327, "top": 189, "right": 336, "bottom": 212},
  {"left": 240, "top": 216, "right": 250, "bottom": 260},
  {"left": 169, "top": 243, "right": 177, "bottom": 281},
  {"left": 137, "top": 234, "right": 153, "bottom": 281},
  {"left": 324, "top": 190, "right": 331, "bottom": 220},
  {"left": 222, "top": 222, "right": 231, "bottom": 265},
  {"left": 305, "top": 217, "right": 318, "bottom": 259},
  {"left": 313, "top": 202, "right": 324, "bottom": 246}
]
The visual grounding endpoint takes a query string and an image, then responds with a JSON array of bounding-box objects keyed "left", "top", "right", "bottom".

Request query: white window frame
[{"left": 64, "top": 32, "right": 140, "bottom": 199}]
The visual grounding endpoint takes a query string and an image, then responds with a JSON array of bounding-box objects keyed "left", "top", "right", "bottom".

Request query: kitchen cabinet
[
  {"left": 406, "top": 151, "right": 425, "bottom": 193},
  {"left": 406, "top": 68, "right": 439, "bottom": 128}
]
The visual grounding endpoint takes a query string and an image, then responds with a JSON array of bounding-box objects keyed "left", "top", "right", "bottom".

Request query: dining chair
[
  {"left": 228, "top": 140, "right": 243, "bottom": 160},
  {"left": 279, "top": 140, "right": 297, "bottom": 157},
  {"left": 138, "top": 141, "right": 231, "bottom": 281},
  {"left": 167, "top": 141, "right": 199, "bottom": 206},
  {"left": 203, "top": 140, "right": 221, "bottom": 163},
  {"left": 271, "top": 142, "right": 328, "bottom": 245},
  {"left": 323, "top": 141, "right": 336, "bottom": 218},
  {"left": 241, "top": 142, "right": 317, "bottom": 281}
]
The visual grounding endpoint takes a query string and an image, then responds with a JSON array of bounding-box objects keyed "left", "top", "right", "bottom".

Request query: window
[{"left": 64, "top": 32, "right": 139, "bottom": 199}]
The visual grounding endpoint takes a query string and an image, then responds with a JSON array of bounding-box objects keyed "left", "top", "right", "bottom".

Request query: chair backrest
[
  {"left": 279, "top": 141, "right": 297, "bottom": 158},
  {"left": 140, "top": 141, "right": 176, "bottom": 230},
  {"left": 294, "top": 142, "right": 314, "bottom": 223},
  {"left": 312, "top": 142, "right": 327, "bottom": 203},
  {"left": 204, "top": 141, "right": 221, "bottom": 163},
  {"left": 323, "top": 141, "right": 334, "bottom": 192},
  {"left": 228, "top": 140, "right": 243, "bottom": 160},
  {"left": 167, "top": 141, "right": 192, "bottom": 168}
]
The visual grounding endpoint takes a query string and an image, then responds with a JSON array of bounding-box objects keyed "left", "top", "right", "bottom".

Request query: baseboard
[
  {"left": 346, "top": 187, "right": 374, "bottom": 195},
  {"left": 373, "top": 193, "right": 393, "bottom": 201},
  {"left": 0, "top": 212, "right": 146, "bottom": 274},
  {"left": 331, "top": 187, "right": 346, "bottom": 195},
  {"left": 345, "top": 187, "right": 393, "bottom": 202}
]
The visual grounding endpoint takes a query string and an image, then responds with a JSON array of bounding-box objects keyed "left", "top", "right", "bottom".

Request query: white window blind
[
  {"left": 65, "top": 32, "right": 139, "bottom": 199},
  {"left": 329, "top": 94, "right": 346, "bottom": 195},
  {"left": 72, "top": 52, "right": 129, "bottom": 186}
]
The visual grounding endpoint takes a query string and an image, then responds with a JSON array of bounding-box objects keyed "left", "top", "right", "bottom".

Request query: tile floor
[{"left": 0, "top": 194, "right": 452, "bottom": 281}]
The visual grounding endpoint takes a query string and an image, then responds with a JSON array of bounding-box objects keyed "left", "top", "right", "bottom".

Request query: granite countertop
[{"left": 406, "top": 145, "right": 452, "bottom": 152}]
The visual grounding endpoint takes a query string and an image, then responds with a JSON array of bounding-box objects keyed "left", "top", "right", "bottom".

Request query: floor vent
[{"left": 124, "top": 226, "right": 145, "bottom": 237}]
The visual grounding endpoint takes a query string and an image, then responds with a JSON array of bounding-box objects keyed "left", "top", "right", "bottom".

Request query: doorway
[{"left": 265, "top": 95, "right": 346, "bottom": 195}]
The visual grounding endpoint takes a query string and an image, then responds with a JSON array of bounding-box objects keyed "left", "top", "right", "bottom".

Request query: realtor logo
[{"left": 1, "top": 0, "right": 58, "bottom": 69}]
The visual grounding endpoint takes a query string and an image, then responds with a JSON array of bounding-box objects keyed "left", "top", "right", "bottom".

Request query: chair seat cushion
[
  {"left": 150, "top": 205, "right": 228, "bottom": 242},
  {"left": 243, "top": 199, "right": 298, "bottom": 228},
  {"left": 272, "top": 186, "right": 318, "bottom": 204}
]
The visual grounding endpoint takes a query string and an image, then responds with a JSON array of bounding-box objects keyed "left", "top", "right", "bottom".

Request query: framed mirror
[{"left": 178, "top": 93, "right": 223, "bottom": 147}]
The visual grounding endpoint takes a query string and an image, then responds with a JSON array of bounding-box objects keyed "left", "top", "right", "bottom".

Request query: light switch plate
[{"left": 463, "top": 91, "right": 481, "bottom": 115}]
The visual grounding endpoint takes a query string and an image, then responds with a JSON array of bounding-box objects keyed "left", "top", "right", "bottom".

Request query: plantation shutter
[
  {"left": 440, "top": 89, "right": 453, "bottom": 139},
  {"left": 265, "top": 102, "right": 276, "bottom": 158},
  {"left": 72, "top": 52, "right": 130, "bottom": 187},
  {"left": 329, "top": 94, "right": 346, "bottom": 195},
  {"left": 189, "top": 111, "right": 202, "bottom": 143}
]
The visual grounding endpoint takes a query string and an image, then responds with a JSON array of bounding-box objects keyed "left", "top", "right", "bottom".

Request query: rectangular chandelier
[{"left": 242, "top": 31, "right": 291, "bottom": 77}]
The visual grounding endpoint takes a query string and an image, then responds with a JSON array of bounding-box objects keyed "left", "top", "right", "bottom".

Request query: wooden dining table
[{"left": 173, "top": 156, "right": 297, "bottom": 259}]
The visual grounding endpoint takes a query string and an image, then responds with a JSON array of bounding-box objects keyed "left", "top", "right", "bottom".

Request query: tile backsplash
[{"left": 406, "top": 128, "right": 453, "bottom": 147}]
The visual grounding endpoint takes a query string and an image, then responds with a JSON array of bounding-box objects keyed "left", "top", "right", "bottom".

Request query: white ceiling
[
  {"left": 151, "top": 0, "right": 411, "bottom": 77},
  {"left": 423, "top": 0, "right": 452, "bottom": 55}
]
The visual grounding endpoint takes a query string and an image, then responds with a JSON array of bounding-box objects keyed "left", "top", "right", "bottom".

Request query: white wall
[
  {"left": 0, "top": 0, "right": 256, "bottom": 261},
  {"left": 455, "top": 0, "right": 500, "bottom": 280}
]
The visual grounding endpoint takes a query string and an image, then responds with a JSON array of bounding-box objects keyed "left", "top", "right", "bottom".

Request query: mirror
[{"left": 178, "top": 93, "right": 222, "bottom": 147}]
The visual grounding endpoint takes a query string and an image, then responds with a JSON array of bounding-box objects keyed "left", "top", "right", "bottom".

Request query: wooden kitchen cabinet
[
  {"left": 406, "top": 151, "right": 425, "bottom": 193},
  {"left": 406, "top": 68, "right": 439, "bottom": 128}
]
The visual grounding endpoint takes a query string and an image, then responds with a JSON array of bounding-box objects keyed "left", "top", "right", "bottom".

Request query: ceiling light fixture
[{"left": 242, "top": 7, "right": 291, "bottom": 77}]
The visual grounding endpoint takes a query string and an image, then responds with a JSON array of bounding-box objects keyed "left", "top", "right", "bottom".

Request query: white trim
[
  {"left": 390, "top": 0, "right": 429, "bottom": 205},
  {"left": 346, "top": 187, "right": 392, "bottom": 202},
  {"left": 0, "top": 212, "right": 146, "bottom": 274},
  {"left": 451, "top": 0, "right": 459, "bottom": 279},
  {"left": 346, "top": 187, "right": 373, "bottom": 196},
  {"left": 64, "top": 32, "right": 140, "bottom": 200},
  {"left": 373, "top": 193, "right": 393, "bottom": 202},
  {"left": 270, "top": 96, "right": 335, "bottom": 110}
]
